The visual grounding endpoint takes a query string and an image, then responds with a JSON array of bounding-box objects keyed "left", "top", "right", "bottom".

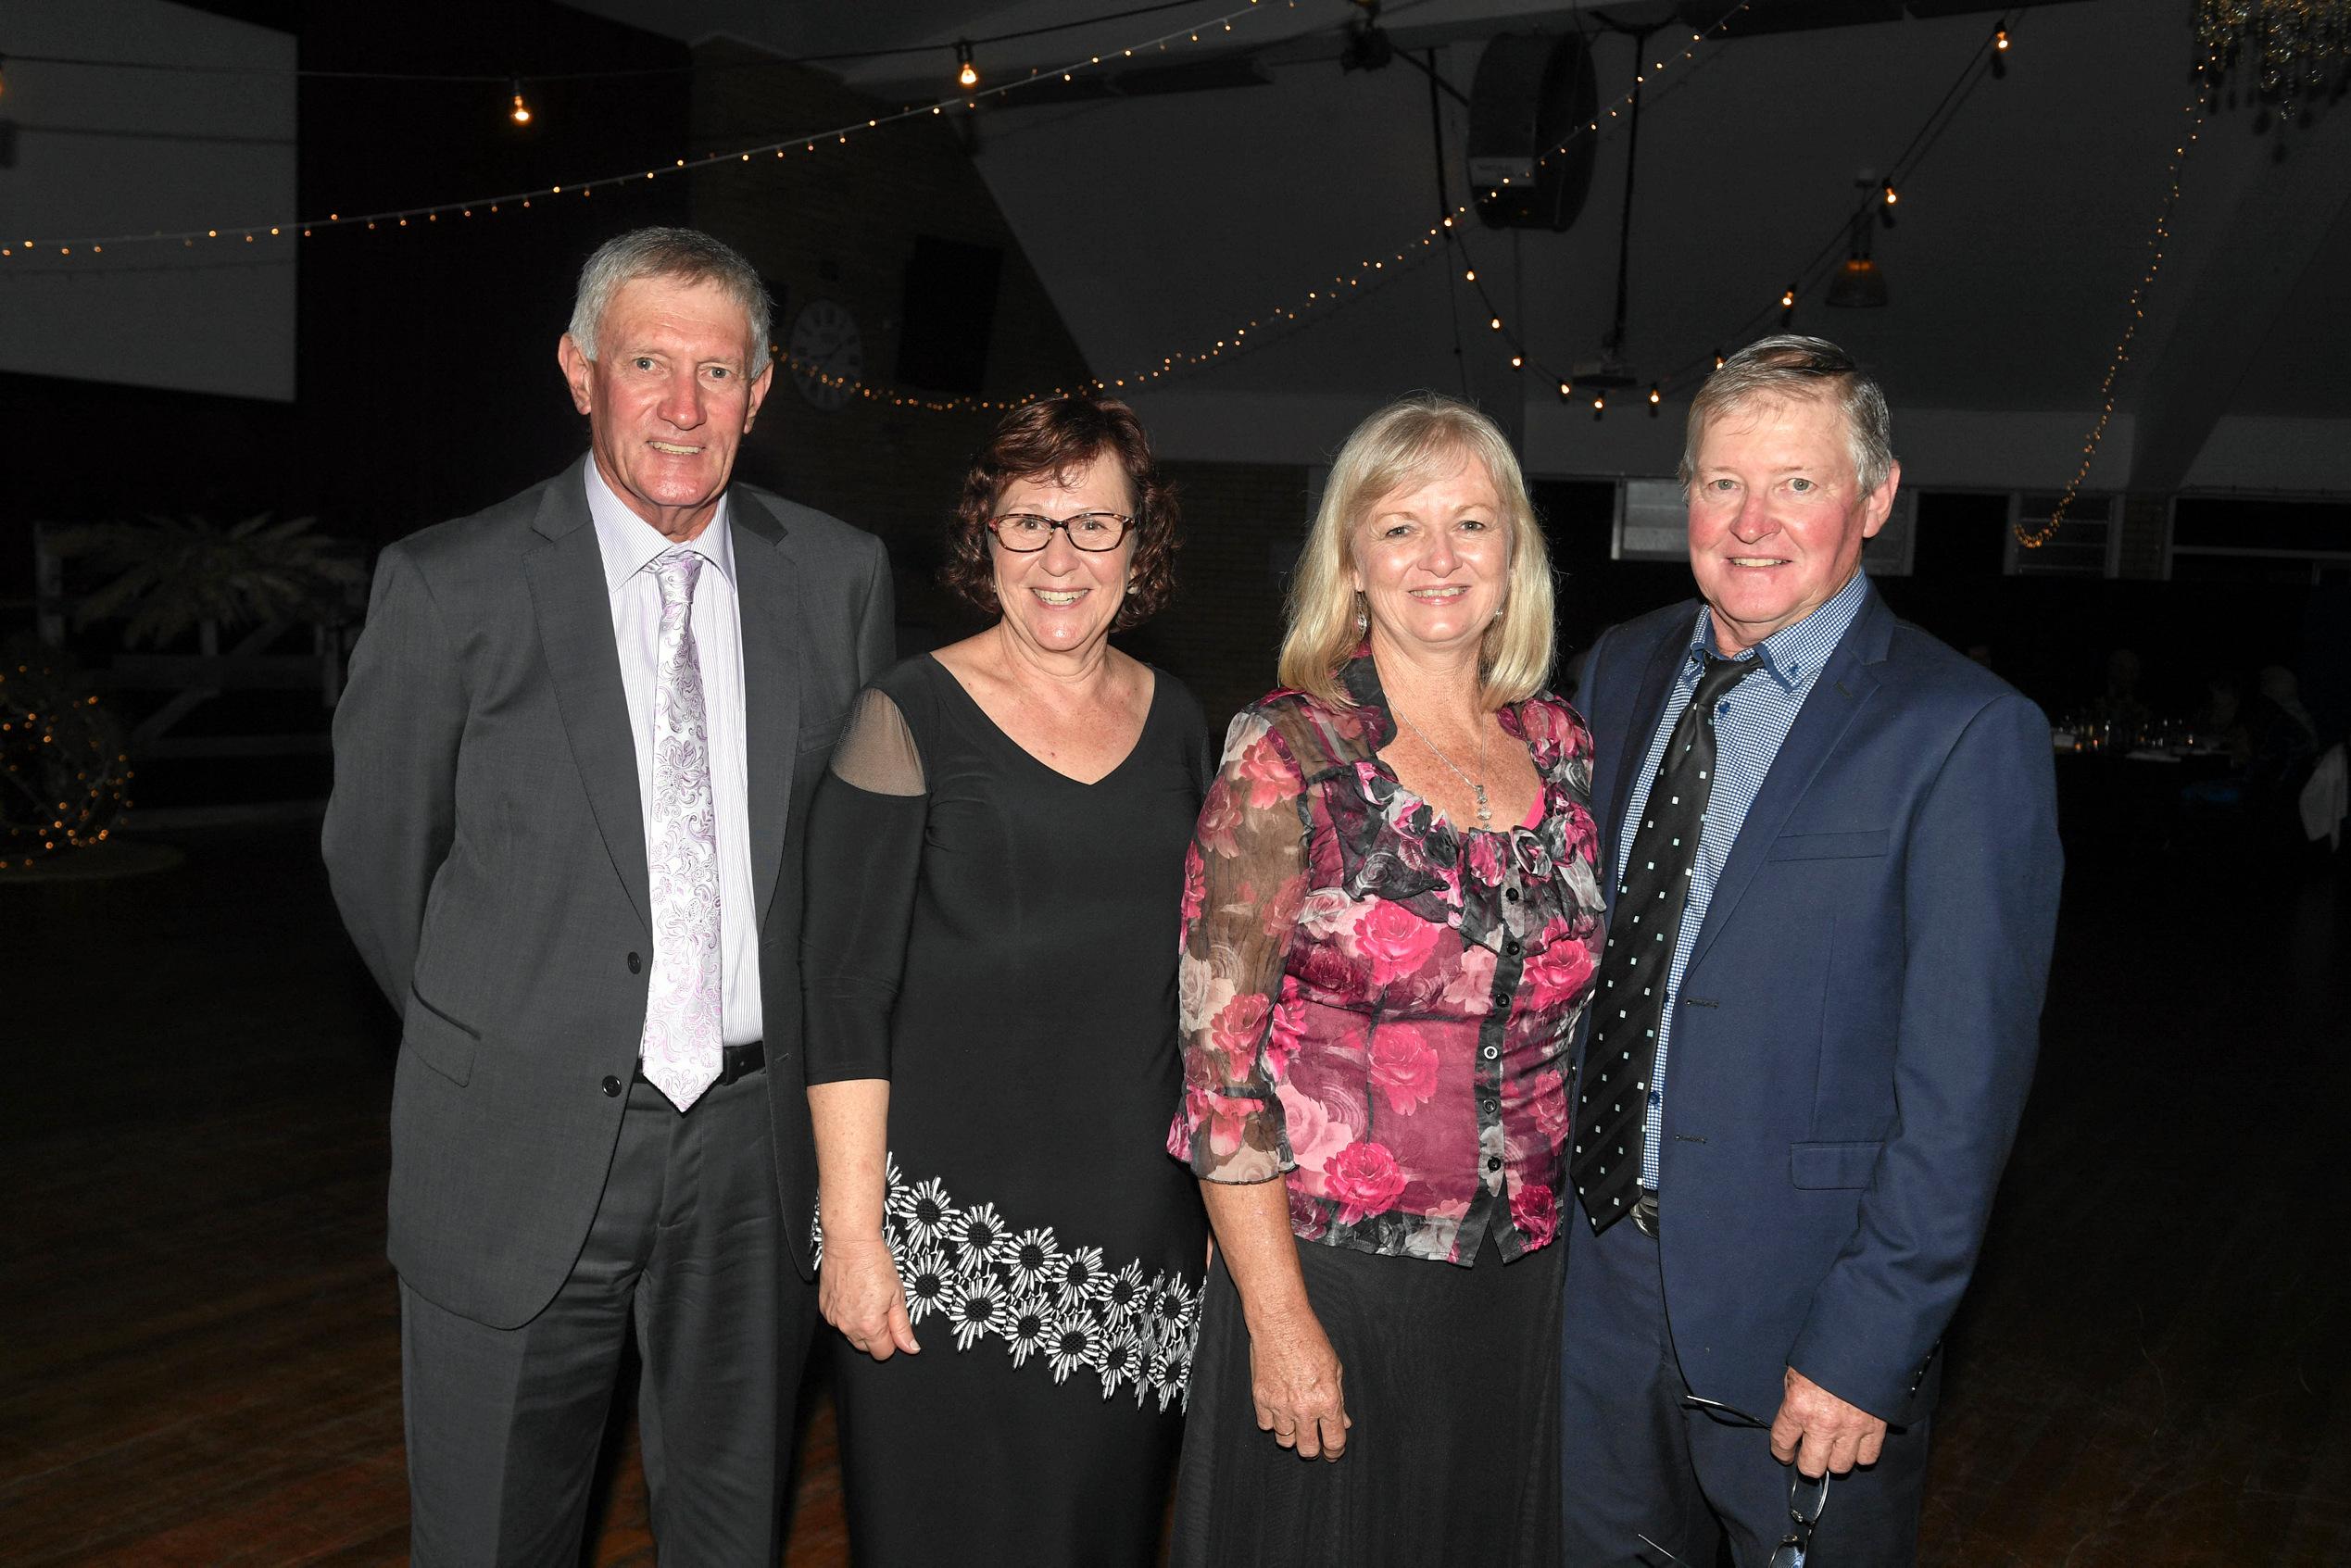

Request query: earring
[{"left": 1355, "top": 608, "right": 1369, "bottom": 634}]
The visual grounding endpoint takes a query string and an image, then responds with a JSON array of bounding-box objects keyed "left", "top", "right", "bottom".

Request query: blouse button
[
  {"left": 1505, "top": 887, "right": 1522, "bottom": 902},
  {"left": 1486, "top": 1156, "right": 1502, "bottom": 1173},
  {"left": 1482, "top": 1045, "right": 1499, "bottom": 1060},
  {"left": 1503, "top": 938, "right": 1522, "bottom": 957}
]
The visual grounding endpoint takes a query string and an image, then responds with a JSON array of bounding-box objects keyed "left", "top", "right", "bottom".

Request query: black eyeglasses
[
  {"left": 1674, "top": 1393, "right": 1829, "bottom": 1566},
  {"left": 1767, "top": 1468, "right": 1829, "bottom": 1568},
  {"left": 986, "top": 511, "right": 1133, "bottom": 552}
]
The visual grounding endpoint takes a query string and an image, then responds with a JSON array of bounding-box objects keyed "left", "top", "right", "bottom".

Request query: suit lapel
[
  {"left": 731, "top": 493, "right": 800, "bottom": 923},
  {"left": 1599, "top": 615, "right": 1696, "bottom": 915},
  {"left": 1682, "top": 593, "right": 1891, "bottom": 974},
  {"left": 522, "top": 463, "right": 650, "bottom": 933}
]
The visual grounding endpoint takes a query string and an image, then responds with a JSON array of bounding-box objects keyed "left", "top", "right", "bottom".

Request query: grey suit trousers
[{"left": 399, "top": 1072, "right": 816, "bottom": 1567}]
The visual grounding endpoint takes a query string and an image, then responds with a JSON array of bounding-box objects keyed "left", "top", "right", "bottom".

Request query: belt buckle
[{"left": 1629, "top": 1190, "right": 1661, "bottom": 1238}]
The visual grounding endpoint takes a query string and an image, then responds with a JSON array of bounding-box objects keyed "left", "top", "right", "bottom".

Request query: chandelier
[{"left": 2195, "top": 1, "right": 2351, "bottom": 126}]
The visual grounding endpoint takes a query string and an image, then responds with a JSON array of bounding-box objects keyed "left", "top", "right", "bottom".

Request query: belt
[
  {"left": 1629, "top": 1189, "right": 1661, "bottom": 1239},
  {"left": 635, "top": 1040, "right": 766, "bottom": 1091}
]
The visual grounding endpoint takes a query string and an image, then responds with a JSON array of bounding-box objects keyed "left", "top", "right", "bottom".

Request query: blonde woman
[{"left": 1167, "top": 394, "right": 1605, "bottom": 1565}]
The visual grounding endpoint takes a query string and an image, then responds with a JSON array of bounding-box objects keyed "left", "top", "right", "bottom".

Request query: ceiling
[{"left": 560, "top": 0, "right": 2351, "bottom": 482}]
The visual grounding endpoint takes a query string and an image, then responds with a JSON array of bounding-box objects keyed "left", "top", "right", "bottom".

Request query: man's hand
[
  {"left": 817, "top": 1235, "right": 920, "bottom": 1361},
  {"left": 1769, "top": 1367, "right": 1886, "bottom": 1477}
]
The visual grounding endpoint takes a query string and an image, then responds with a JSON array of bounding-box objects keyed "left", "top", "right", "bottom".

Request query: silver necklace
[{"left": 1393, "top": 707, "right": 1492, "bottom": 828}]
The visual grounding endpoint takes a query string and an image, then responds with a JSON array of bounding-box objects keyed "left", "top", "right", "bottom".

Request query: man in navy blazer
[{"left": 1559, "top": 337, "right": 2061, "bottom": 1565}]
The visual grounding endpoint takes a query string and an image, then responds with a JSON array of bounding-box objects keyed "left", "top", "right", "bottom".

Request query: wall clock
[{"left": 787, "top": 298, "right": 862, "bottom": 411}]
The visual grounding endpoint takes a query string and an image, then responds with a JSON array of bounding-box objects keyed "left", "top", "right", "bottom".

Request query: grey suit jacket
[{"left": 323, "top": 458, "right": 894, "bottom": 1329}]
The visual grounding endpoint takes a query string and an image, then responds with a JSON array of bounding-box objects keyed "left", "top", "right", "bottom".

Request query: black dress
[{"left": 802, "top": 652, "right": 1211, "bottom": 1568}]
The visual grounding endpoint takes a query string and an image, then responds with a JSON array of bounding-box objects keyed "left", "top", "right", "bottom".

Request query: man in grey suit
[{"left": 324, "top": 227, "right": 894, "bottom": 1565}]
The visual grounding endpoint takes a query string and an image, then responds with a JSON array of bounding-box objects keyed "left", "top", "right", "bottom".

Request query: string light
[
  {"left": 1995, "top": 26, "right": 2009, "bottom": 51},
  {"left": 1648, "top": 383, "right": 1663, "bottom": 412},
  {"left": 509, "top": 77, "right": 533, "bottom": 126},
  {"left": 957, "top": 41, "right": 979, "bottom": 90},
  {"left": 7, "top": 0, "right": 1272, "bottom": 257},
  {"left": 1881, "top": 180, "right": 1898, "bottom": 207},
  {"left": 2018, "top": 83, "right": 2206, "bottom": 548}
]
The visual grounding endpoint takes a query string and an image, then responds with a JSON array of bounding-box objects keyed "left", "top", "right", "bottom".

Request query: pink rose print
[
  {"left": 1368, "top": 1031, "right": 1440, "bottom": 1115},
  {"left": 1234, "top": 729, "right": 1295, "bottom": 809},
  {"left": 1510, "top": 1180, "right": 1559, "bottom": 1248},
  {"left": 1324, "top": 1139, "right": 1408, "bottom": 1223},
  {"left": 1260, "top": 872, "right": 1308, "bottom": 939},
  {"left": 1521, "top": 922, "right": 1597, "bottom": 1012},
  {"left": 1350, "top": 900, "right": 1440, "bottom": 982},
  {"left": 1528, "top": 1069, "right": 1569, "bottom": 1148},
  {"left": 1277, "top": 1085, "right": 1357, "bottom": 1171},
  {"left": 1465, "top": 834, "right": 1504, "bottom": 887},
  {"left": 1264, "top": 996, "right": 1306, "bottom": 1080},
  {"left": 1196, "top": 777, "right": 1243, "bottom": 859},
  {"left": 1210, "top": 993, "right": 1271, "bottom": 1078},
  {"left": 1289, "top": 1185, "right": 1331, "bottom": 1240},
  {"left": 1557, "top": 800, "right": 1600, "bottom": 870},
  {"left": 1180, "top": 843, "right": 1206, "bottom": 928},
  {"left": 1178, "top": 1085, "right": 1257, "bottom": 1160}
]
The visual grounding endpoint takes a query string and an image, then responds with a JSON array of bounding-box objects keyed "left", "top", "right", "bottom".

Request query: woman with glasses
[
  {"left": 1166, "top": 395, "right": 1604, "bottom": 1567},
  {"left": 801, "top": 395, "right": 1209, "bottom": 1565}
]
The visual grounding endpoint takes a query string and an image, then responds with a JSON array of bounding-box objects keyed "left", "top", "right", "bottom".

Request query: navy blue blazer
[{"left": 1571, "top": 584, "right": 2062, "bottom": 1424}]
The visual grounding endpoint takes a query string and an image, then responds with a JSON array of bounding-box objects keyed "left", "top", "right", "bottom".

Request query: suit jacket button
[
  {"left": 601, "top": 1074, "right": 623, "bottom": 1097},
  {"left": 626, "top": 952, "right": 643, "bottom": 974}
]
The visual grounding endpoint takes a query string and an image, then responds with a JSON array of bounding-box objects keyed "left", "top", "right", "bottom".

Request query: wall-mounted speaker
[{"left": 1466, "top": 33, "right": 1599, "bottom": 232}]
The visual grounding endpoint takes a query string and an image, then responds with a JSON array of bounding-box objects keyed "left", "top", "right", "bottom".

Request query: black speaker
[{"left": 1466, "top": 33, "right": 1599, "bottom": 232}]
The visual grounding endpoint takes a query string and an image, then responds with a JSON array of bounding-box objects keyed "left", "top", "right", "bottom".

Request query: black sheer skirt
[{"left": 1170, "top": 1231, "right": 1564, "bottom": 1568}]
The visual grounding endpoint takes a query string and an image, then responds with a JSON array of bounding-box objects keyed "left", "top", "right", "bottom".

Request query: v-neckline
[{"left": 925, "top": 653, "right": 1162, "bottom": 788}]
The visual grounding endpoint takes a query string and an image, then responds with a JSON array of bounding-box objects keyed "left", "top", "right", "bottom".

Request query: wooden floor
[{"left": 2, "top": 821, "right": 2345, "bottom": 1566}]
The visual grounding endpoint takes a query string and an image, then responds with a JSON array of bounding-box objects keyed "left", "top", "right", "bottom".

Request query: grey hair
[
  {"left": 1678, "top": 334, "right": 1894, "bottom": 495},
  {"left": 567, "top": 227, "right": 772, "bottom": 376}
]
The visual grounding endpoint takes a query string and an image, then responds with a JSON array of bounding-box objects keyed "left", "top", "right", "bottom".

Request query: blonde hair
[{"left": 1278, "top": 393, "right": 1554, "bottom": 710}]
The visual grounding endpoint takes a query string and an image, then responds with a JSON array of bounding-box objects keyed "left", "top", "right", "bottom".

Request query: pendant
[{"left": 1472, "top": 784, "right": 1492, "bottom": 827}]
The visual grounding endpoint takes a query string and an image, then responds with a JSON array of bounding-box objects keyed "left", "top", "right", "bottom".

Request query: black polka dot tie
[{"left": 1572, "top": 653, "right": 1760, "bottom": 1234}]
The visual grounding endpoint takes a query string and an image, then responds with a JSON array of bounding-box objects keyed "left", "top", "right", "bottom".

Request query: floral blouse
[{"left": 1166, "top": 654, "right": 1607, "bottom": 1264}]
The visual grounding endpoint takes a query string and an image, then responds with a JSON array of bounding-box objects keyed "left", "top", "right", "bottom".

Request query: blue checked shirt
[{"left": 1618, "top": 571, "right": 1871, "bottom": 1191}]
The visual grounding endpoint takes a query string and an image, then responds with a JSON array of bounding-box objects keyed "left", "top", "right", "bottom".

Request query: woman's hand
[
  {"left": 1246, "top": 1301, "right": 1351, "bottom": 1460},
  {"left": 818, "top": 1234, "right": 920, "bottom": 1361}
]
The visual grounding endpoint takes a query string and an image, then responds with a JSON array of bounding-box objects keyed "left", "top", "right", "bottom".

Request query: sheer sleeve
[
  {"left": 1166, "top": 709, "right": 1314, "bottom": 1184},
  {"left": 801, "top": 689, "right": 927, "bottom": 1083}
]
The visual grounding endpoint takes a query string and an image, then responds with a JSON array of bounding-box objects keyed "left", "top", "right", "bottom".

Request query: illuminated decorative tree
[{"left": 0, "top": 639, "right": 131, "bottom": 870}]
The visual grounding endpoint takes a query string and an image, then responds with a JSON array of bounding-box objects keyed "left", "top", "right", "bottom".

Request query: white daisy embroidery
[
  {"left": 949, "top": 1201, "right": 1013, "bottom": 1275},
  {"left": 892, "top": 1177, "right": 958, "bottom": 1252},
  {"left": 1003, "top": 1294, "right": 1052, "bottom": 1368},
  {"left": 899, "top": 1248, "right": 953, "bottom": 1324},
  {"left": 1047, "top": 1311, "right": 1102, "bottom": 1386},
  {"left": 1005, "top": 1226, "right": 1062, "bottom": 1295},
  {"left": 1054, "top": 1245, "right": 1108, "bottom": 1311},
  {"left": 943, "top": 1273, "right": 1003, "bottom": 1352},
  {"left": 826, "top": 1162, "right": 1201, "bottom": 1408}
]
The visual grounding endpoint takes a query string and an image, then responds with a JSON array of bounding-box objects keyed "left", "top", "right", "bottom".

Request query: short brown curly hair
[{"left": 943, "top": 395, "right": 1179, "bottom": 631}]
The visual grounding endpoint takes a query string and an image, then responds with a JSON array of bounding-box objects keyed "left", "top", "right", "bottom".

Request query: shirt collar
[
  {"left": 583, "top": 458, "right": 735, "bottom": 597},
  {"left": 1688, "top": 568, "right": 1870, "bottom": 693}
]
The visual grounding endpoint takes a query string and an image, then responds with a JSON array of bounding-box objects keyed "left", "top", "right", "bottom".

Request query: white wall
[{"left": 0, "top": 1, "right": 296, "bottom": 401}]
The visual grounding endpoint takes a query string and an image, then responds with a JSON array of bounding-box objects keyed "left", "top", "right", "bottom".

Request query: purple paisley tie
[{"left": 638, "top": 548, "right": 723, "bottom": 1110}]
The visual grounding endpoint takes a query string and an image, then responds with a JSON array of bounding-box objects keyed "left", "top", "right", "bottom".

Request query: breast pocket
[{"left": 1766, "top": 830, "right": 1890, "bottom": 861}]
